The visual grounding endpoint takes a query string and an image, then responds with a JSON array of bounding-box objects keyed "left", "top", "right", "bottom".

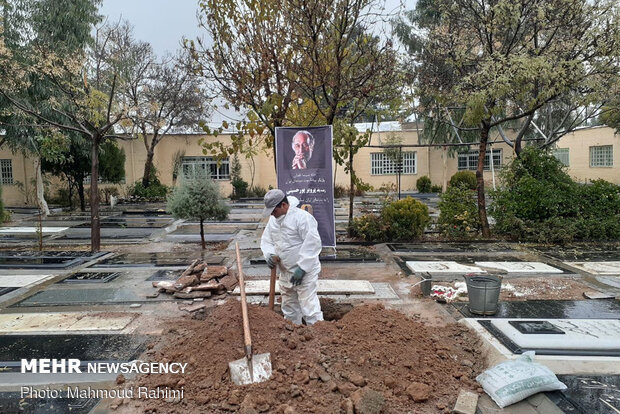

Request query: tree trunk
[
  {"left": 200, "top": 217, "right": 205, "bottom": 250},
  {"left": 347, "top": 143, "right": 354, "bottom": 235},
  {"left": 67, "top": 178, "right": 74, "bottom": 210},
  {"left": 142, "top": 149, "right": 155, "bottom": 188},
  {"left": 78, "top": 179, "right": 86, "bottom": 212},
  {"left": 33, "top": 158, "right": 50, "bottom": 217},
  {"left": 90, "top": 137, "right": 101, "bottom": 252},
  {"left": 477, "top": 124, "right": 491, "bottom": 238}
]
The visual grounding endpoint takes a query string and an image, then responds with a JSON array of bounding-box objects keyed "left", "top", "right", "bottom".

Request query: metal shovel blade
[{"left": 229, "top": 353, "right": 272, "bottom": 386}]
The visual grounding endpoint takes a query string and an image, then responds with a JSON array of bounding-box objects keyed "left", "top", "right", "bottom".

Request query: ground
[{"left": 0, "top": 200, "right": 618, "bottom": 414}]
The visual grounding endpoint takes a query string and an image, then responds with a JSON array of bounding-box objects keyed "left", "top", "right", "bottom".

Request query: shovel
[
  {"left": 268, "top": 256, "right": 280, "bottom": 311},
  {"left": 229, "top": 242, "right": 272, "bottom": 386}
]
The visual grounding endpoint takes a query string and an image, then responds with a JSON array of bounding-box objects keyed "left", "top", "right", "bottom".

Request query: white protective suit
[{"left": 260, "top": 196, "right": 323, "bottom": 325}]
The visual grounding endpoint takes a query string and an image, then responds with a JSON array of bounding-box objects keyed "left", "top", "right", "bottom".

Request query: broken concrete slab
[
  {"left": 173, "top": 291, "right": 212, "bottom": 299},
  {"left": 233, "top": 280, "right": 375, "bottom": 295},
  {"left": 453, "top": 389, "right": 478, "bottom": 414},
  {"left": 583, "top": 290, "right": 616, "bottom": 300},
  {"left": 179, "top": 303, "right": 207, "bottom": 313}
]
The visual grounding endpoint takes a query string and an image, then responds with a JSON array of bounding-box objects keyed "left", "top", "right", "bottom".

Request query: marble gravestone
[
  {"left": 475, "top": 261, "right": 563, "bottom": 273},
  {"left": 406, "top": 261, "right": 485, "bottom": 274},
  {"left": 564, "top": 261, "right": 620, "bottom": 275}
]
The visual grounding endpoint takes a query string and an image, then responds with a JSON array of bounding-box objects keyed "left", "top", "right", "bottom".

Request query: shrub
[
  {"left": 334, "top": 184, "right": 347, "bottom": 199},
  {"left": 430, "top": 184, "right": 443, "bottom": 193},
  {"left": 438, "top": 185, "right": 480, "bottom": 238},
  {"left": 490, "top": 147, "right": 620, "bottom": 243},
  {"left": 247, "top": 185, "right": 267, "bottom": 198},
  {"left": 381, "top": 197, "right": 430, "bottom": 241},
  {"left": 130, "top": 167, "right": 168, "bottom": 200},
  {"left": 349, "top": 214, "right": 386, "bottom": 241},
  {"left": 0, "top": 186, "right": 8, "bottom": 222},
  {"left": 130, "top": 180, "right": 168, "bottom": 200},
  {"left": 416, "top": 176, "right": 431, "bottom": 193},
  {"left": 449, "top": 171, "right": 477, "bottom": 190},
  {"left": 231, "top": 177, "right": 249, "bottom": 199}
]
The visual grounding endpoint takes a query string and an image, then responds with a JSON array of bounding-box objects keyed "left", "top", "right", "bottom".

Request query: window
[
  {"left": 552, "top": 148, "right": 570, "bottom": 166},
  {"left": 589, "top": 145, "right": 613, "bottom": 167},
  {"left": 457, "top": 149, "right": 502, "bottom": 171},
  {"left": 181, "top": 156, "right": 230, "bottom": 180},
  {"left": 371, "top": 152, "right": 416, "bottom": 175},
  {"left": 0, "top": 159, "right": 13, "bottom": 185}
]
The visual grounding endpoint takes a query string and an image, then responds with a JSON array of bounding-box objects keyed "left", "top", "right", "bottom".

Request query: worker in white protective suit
[{"left": 260, "top": 189, "right": 323, "bottom": 325}]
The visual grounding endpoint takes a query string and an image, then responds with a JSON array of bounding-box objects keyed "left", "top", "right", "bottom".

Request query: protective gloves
[
  {"left": 290, "top": 266, "right": 306, "bottom": 286},
  {"left": 267, "top": 254, "right": 279, "bottom": 269}
]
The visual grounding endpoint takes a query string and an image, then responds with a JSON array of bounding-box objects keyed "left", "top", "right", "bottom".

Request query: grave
[
  {"left": 94, "top": 252, "right": 224, "bottom": 267},
  {"left": 387, "top": 242, "right": 519, "bottom": 254},
  {"left": 249, "top": 249, "right": 382, "bottom": 264},
  {"left": 58, "top": 228, "right": 157, "bottom": 240},
  {"left": 60, "top": 272, "right": 122, "bottom": 284},
  {"left": 564, "top": 261, "right": 620, "bottom": 275},
  {"left": 0, "top": 334, "right": 148, "bottom": 371},
  {"left": 0, "top": 288, "right": 17, "bottom": 297},
  {"left": 13, "top": 288, "right": 172, "bottom": 307},
  {"left": 406, "top": 261, "right": 485, "bottom": 274},
  {"left": 0, "top": 274, "right": 53, "bottom": 287},
  {"left": 163, "top": 233, "right": 235, "bottom": 243},
  {"left": 0, "top": 392, "right": 99, "bottom": 414},
  {"left": 233, "top": 280, "right": 375, "bottom": 295},
  {"left": 474, "top": 261, "right": 563, "bottom": 273},
  {"left": 454, "top": 299, "right": 620, "bottom": 319},
  {"left": 0, "top": 251, "right": 104, "bottom": 269},
  {"left": 0, "top": 256, "right": 81, "bottom": 268},
  {"left": 477, "top": 318, "right": 620, "bottom": 356},
  {"left": 0, "top": 313, "right": 135, "bottom": 333},
  {"left": 537, "top": 244, "right": 620, "bottom": 261},
  {"left": 549, "top": 375, "right": 620, "bottom": 414},
  {"left": 245, "top": 282, "right": 399, "bottom": 304},
  {"left": 0, "top": 227, "right": 68, "bottom": 234},
  {"left": 74, "top": 220, "right": 168, "bottom": 228},
  {"left": 122, "top": 209, "right": 169, "bottom": 216},
  {"left": 145, "top": 269, "right": 184, "bottom": 281}
]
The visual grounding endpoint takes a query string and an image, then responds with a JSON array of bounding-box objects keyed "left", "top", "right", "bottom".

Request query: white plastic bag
[{"left": 476, "top": 351, "right": 567, "bottom": 408}]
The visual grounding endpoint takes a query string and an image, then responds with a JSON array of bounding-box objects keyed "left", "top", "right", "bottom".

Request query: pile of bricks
[{"left": 151, "top": 259, "right": 238, "bottom": 300}]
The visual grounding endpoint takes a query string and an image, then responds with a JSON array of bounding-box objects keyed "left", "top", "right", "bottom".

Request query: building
[{"left": 0, "top": 125, "right": 618, "bottom": 206}]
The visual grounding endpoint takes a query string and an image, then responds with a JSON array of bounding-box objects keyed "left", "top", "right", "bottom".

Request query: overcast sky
[
  {"left": 100, "top": 0, "right": 203, "bottom": 56},
  {"left": 100, "top": 0, "right": 409, "bottom": 57}
]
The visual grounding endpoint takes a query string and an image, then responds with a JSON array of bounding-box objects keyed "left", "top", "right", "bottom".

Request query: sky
[
  {"left": 100, "top": 0, "right": 410, "bottom": 57},
  {"left": 100, "top": 0, "right": 204, "bottom": 57}
]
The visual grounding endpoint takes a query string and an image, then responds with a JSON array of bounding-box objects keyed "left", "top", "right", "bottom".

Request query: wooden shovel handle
[
  {"left": 235, "top": 242, "right": 252, "bottom": 357},
  {"left": 268, "top": 257, "right": 279, "bottom": 311}
]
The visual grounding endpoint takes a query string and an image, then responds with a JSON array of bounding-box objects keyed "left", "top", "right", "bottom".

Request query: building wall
[
  {"left": 552, "top": 126, "right": 619, "bottom": 183},
  {"left": 1, "top": 126, "right": 618, "bottom": 206},
  {"left": 0, "top": 148, "right": 35, "bottom": 206}
]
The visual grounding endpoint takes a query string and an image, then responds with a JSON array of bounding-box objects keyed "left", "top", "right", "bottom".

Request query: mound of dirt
[{"left": 119, "top": 300, "right": 485, "bottom": 413}]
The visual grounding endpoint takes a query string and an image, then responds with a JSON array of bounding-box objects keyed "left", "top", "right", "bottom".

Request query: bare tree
[{"left": 122, "top": 45, "right": 210, "bottom": 188}]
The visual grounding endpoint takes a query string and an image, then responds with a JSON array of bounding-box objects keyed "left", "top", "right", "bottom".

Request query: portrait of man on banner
[{"left": 285, "top": 130, "right": 325, "bottom": 170}]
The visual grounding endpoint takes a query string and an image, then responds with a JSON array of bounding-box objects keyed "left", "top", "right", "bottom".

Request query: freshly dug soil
[{"left": 119, "top": 300, "right": 485, "bottom": 413}]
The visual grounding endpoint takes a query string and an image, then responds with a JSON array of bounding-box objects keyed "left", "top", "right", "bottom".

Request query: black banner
[{"left": 275, "top": 126, "right": 335, "bottom": 247}]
